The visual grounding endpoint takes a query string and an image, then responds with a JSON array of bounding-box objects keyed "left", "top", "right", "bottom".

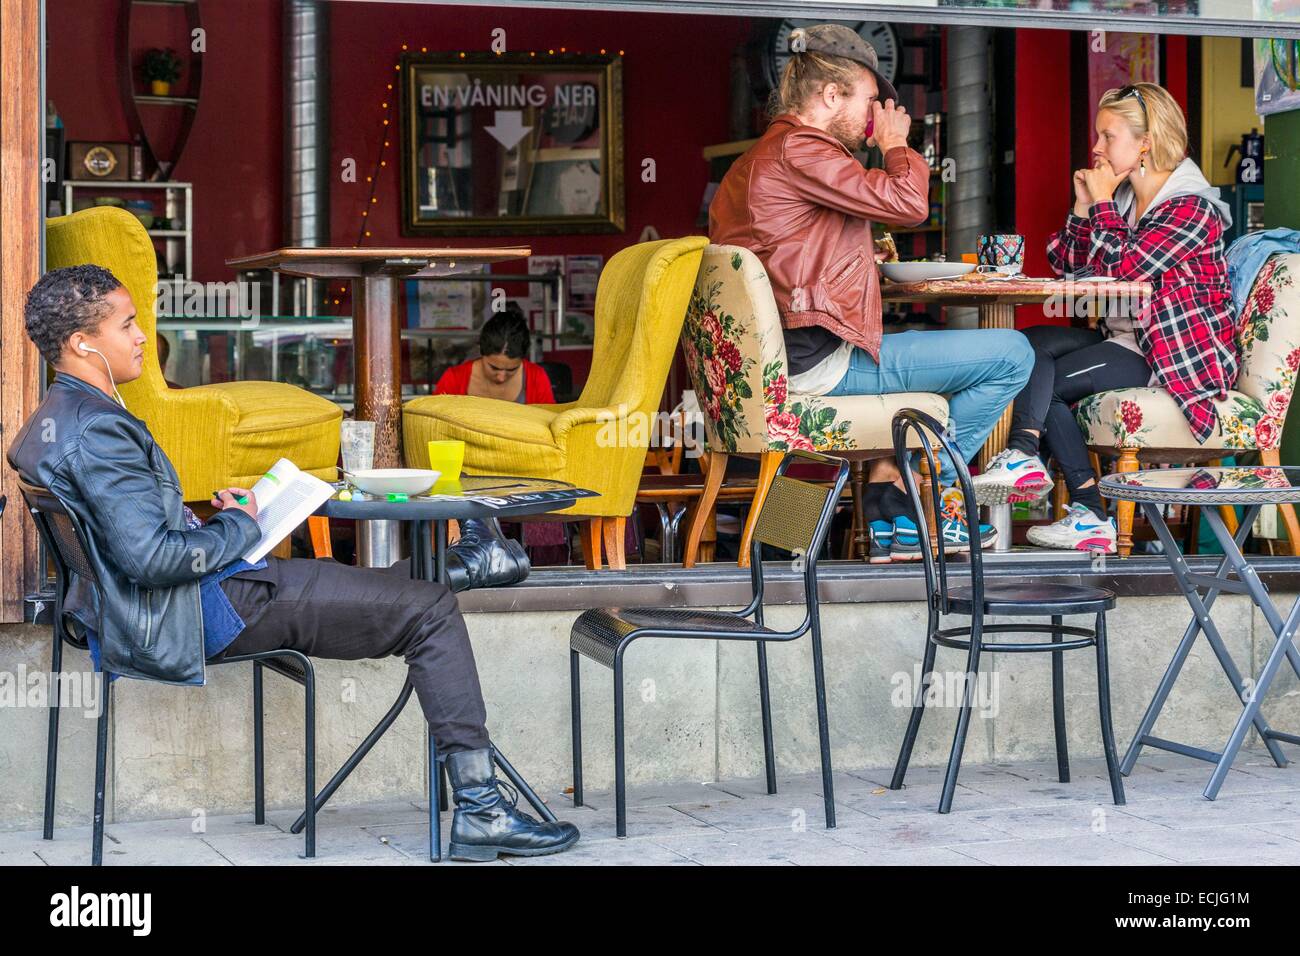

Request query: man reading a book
[{"left": 7, "top": 266, "right": 579, "bottom": 862}]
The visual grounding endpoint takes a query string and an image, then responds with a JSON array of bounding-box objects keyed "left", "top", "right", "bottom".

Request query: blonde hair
[
  {"left": 767, "top": 51, "right": 867, "bottom": 119},
  {"left": 1096, "top": 82, "right": 1188, "bottom": 172}
]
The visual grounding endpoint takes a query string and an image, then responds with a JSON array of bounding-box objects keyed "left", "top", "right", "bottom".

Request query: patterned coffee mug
[{"left": 977, "top": 234, "right": 1025, "bottom": 275}]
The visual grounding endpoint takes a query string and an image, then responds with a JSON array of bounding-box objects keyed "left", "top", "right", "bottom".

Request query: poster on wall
[
  {"left": 1255, "top": 38, "right": 1300, "bottom": 116},
  {"left": 1087, "top": 33, "right": 1159, "bottom": 136},
  {"left": 400, "top": 52, "right": 625, "bottom": 236}
]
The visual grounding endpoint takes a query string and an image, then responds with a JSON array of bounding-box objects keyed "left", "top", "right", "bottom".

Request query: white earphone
[{"left": 76, "top": 342, "right": 127, "bottom": 409}]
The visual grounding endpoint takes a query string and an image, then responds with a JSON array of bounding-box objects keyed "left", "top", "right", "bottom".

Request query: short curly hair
[{"left": 24, "top": 265, "right": 124, "bottom": 365}]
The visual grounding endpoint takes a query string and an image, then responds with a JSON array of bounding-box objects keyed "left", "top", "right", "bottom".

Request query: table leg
[
  {"left": 977, "top": 302, "right": 1016, "bottom": 470},
  {"left": 434, "top": 519, "right": 447, "bottom": 586},
  {"left": 1204, "top": 591, "right": 1300, "bottom": 799},
  {"left": 353, "top": 273, "right": 403, "bottom": 469},
  {"left": 1204, "top": 508, "right": 1300, "bottom": 686},
  {"left": 291, "top": 517, "right": 551, "bottom": 838},
  {"left": 1120, "top": 503, "right": 1291, "bottom": 783}
]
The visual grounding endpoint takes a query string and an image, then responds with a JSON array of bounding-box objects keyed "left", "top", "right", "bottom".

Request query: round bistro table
[{"left": 288, "top": 475, "right": 598, "bottom": 861}]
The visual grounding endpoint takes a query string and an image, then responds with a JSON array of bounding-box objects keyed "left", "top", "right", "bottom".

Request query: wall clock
[{"left": 761, "top": 20, "right": 900, "bottom": 93}]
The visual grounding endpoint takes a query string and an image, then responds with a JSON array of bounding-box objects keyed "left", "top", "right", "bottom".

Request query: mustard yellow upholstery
[
  {"left": 45, "top": 207, "right": 342, "bottom": 499},
  {"left": 403, "top": 236, "right": 709, "bottom": 518}
]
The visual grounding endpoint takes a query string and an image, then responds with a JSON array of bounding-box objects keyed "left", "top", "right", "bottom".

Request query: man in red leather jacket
[{"left": 709, "top": 23, "right": 1033, "bottom": 557}]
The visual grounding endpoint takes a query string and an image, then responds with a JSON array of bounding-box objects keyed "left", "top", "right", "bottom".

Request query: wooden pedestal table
[
  {"left": 227, "top": 247, "right": 530, "bottom": 565},
  {"left": 881, "top": 275, "right": 1152, "bottom": 551},
  {"left": 226, "top": 246, "right": 531, "bottom": 467}
]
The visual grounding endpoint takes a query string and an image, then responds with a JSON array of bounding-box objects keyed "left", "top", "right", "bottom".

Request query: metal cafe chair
[
  {"left": 20, "top": 480, "right": 319, "bottom": 865},
  {"left": 568, "top": 449, "right": 850, "bottom": 837},
  {"left": 886, "top": 410, "right": 1126, "bottom": 813}
]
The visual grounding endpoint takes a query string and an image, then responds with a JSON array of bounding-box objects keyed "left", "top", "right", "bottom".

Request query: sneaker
[
  {"left": 1026, "top": 503, "right": 1117, "bottom": 553},
  {"left": 890, "top": 514, "right": 997, "bottom": 560},
  {"left": 971, "top": 448, "right": 1054, "bottom": 505},
  {"left": 867, "top": 519, "right": 894, "bottom": 564}
]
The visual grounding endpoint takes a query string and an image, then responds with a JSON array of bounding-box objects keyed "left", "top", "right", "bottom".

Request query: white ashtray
[
  {"left": 880, "top": 261, "right": 977, "bottom": 283},
  {"left": 344, "top": 468, "right": 441, "bottom": 496}
]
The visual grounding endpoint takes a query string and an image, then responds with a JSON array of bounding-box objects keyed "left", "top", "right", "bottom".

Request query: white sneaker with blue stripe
[{"left": 1026, "top": 503, "right": 1117, "bottom": 553}]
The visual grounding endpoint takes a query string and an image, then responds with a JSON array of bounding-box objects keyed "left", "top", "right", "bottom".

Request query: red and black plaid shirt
[{"left": 1047, "top": 195, "right": 1238, "bottom": 443}]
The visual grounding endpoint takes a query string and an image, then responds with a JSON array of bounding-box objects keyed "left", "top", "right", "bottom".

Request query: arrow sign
[{"left": 484, "top": 111, "right": 533, "bottom": 150}]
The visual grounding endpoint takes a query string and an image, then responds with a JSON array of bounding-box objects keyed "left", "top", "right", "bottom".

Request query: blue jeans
[{"left": 827, "top": 328, "right": 1034, "bottom": 484}]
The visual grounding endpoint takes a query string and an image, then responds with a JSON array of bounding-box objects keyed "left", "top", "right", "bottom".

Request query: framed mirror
[{"left": 399, "top": 52, "right": 625, "bottom": 236}]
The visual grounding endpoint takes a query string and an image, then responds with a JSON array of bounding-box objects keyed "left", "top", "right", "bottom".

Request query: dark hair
[
  {"left": 479, "top": 307, "right": 532, "bottom": 360},
  {"left": 24, "top": 265, "right": 124, "bottom": 365}
]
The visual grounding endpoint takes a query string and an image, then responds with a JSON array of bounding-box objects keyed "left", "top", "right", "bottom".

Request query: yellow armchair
[
  {"left": 403, "top": 236, "right": 709, "bottom": 569},
  {"left": 46, "top": 207, "right": 342, "bottom": 526}
]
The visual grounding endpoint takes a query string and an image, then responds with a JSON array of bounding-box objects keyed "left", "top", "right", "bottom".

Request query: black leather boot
[
  {"left": 445, "top": 518, "right": 530, "bottom": 593},
  {"left": 445, "top": 747, "right": 579, "bottom": 861}
]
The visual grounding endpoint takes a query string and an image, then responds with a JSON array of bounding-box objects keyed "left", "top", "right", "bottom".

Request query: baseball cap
[{"left": 791, "top": 23, "right": 899, "bottom": 106}]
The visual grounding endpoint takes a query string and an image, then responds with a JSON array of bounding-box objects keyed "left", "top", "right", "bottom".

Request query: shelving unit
[{"left": 63, "top": 180, "right": 192, "bottom": 279}]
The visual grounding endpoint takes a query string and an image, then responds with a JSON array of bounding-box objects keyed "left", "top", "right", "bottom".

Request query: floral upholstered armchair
[
  {"left": 678, "top": 244, "right": 949, "bottom": 566},
  {"left": 1075, "top": 252, "right": 1300, "bottom": 557}
]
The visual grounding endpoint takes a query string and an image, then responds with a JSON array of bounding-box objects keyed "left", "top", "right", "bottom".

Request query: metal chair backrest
[
  {"left": 19, "top": 480, "right": 102, "bottom": 649},
  {"left": 891, "top": 409, "right": 984, "bottom": 617},
  {"left": 745, "top": 450, "right": 850, "bottom": 624}
]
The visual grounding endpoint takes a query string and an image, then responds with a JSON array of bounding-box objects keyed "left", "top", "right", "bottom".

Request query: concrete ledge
[
  {"left": 452, "top": 555, "right": 1300, "bottom": 613},
  {"left": 4, "top": 582, "right": 1299, "bottom": 831}
]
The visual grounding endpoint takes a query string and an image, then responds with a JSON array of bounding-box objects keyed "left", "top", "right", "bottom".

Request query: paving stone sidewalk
[{"left": 5, "top": 751, "right": 1300, "bottom": 866}]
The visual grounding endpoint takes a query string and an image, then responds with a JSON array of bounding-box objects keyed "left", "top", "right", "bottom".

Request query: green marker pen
[{"left": 213, "top": 490, "right": 250, "bottom": 505}]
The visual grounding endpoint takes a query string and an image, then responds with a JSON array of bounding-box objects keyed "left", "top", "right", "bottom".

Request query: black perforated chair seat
[
  {"left": 948, "top": 582, "right": 1116, "bottom": 616},
  {"left": 571, "top": 607, "right": 776, "bottom": 668},
  {"left": 248, "top": 654, "right": 309, "bottom": 683}
]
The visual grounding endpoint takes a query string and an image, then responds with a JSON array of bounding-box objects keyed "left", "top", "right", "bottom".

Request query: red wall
[
  {"left": 1013, "top": 28, "right": 1074, "bottom": 328},
  {"left": 48, "top": 6, "right": 1196, "bottom": 338},
  {"left": 48, "top": 0, "right": 283, "bottom": 283},
  {"left": 48, "top": 0, "right": 748, "bottom": 286}
]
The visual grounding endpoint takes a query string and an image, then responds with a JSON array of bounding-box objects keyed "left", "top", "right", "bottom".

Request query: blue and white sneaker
[
  {"left": 867, "top": 520, "right": 894, "bottom": 564},
  {"left": 889, "top": 514, "right": 997, "bottom": 560},
  {"left": 1027, "top": 503, "right": 1117, "bottom": 553},
  {"left": 970, "top": 447, "right": 1054, "bottom": 505}
]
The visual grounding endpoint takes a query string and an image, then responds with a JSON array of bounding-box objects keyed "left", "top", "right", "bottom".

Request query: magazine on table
[
  {"left": 417, "top": 486, "right": 601, "bottom": 509},
  {"left": 239, "top": 458, "right": 335, "bottom": 563}
]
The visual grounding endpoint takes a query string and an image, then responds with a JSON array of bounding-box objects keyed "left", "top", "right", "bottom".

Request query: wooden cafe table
[
  {"left": 226, "top": 246, "right": 531, "bottom": 468},
  {"left": 881, "top": 273, "right": 1153, "bottom": 467},
  {"left": 881, "top": 273, "right": 1151, "bottom": 551}
]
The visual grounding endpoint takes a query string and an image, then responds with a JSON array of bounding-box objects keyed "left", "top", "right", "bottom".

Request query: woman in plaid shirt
[{"left": 971, "top": 82, "right": 1237, "bottom": 553}]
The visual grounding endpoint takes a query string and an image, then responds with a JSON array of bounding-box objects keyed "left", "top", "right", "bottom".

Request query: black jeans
[
  {"left": 214, "top": 556, "right": 490, "bottom": 753},
  {"left": 1010, "top": 325, "right": 1151, "bottom": 499}
]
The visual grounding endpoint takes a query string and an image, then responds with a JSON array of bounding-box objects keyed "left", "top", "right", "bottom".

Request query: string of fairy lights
[{"left": 331, "top": 43, "right": 624, "bottom": 310}]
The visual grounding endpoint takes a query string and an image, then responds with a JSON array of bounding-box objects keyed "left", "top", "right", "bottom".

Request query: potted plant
[{"left": 142, "top": 48, "right": 182, "bottom": 97}]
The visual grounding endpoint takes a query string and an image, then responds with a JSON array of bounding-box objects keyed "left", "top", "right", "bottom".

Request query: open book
[{"left": 239, "top": 458, "right": 335, "bottom": 563}]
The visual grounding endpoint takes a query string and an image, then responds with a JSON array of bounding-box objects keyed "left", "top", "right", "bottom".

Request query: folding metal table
[{"left": 1100, "top": 465, "right": 1300, "bottom": 799}]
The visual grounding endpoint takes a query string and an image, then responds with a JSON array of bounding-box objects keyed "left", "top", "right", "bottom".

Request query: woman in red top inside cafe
[
  {"left": 435, "top": 308, "right": 555, "bottom": 404},
  {"left": 970, "top": 81, "right": 1238, "bottom": 555},
  {"left": 435, "top": 308, "right": 572, "bottom": 563}
]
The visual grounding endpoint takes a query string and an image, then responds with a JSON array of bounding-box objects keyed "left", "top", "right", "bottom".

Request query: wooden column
[
  {"left": 0, "top": 0, "right": 43, "bottom": 622},
  {"left": 977, "top": 301, "right": 1016, "bottom": 469},
  {"left": 353, "top": 273, "right": 403, "bottom": 468}
]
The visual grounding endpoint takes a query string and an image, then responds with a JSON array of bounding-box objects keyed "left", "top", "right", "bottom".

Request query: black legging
[{"left": 1009, "top": 325, "right": 1152, "bottom": 501}]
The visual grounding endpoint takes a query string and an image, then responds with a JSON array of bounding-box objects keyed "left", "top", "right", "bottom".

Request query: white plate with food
[
  {"left": 345, "top": 468, "right": 441, "bottom": 496},
  {"left": 879, "top": 261, "right": 977, "bottom": 283}
]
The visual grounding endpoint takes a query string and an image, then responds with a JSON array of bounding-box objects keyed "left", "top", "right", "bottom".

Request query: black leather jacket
[{"left": 7, "top": 372, "right": 261, "bottom": 683}]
